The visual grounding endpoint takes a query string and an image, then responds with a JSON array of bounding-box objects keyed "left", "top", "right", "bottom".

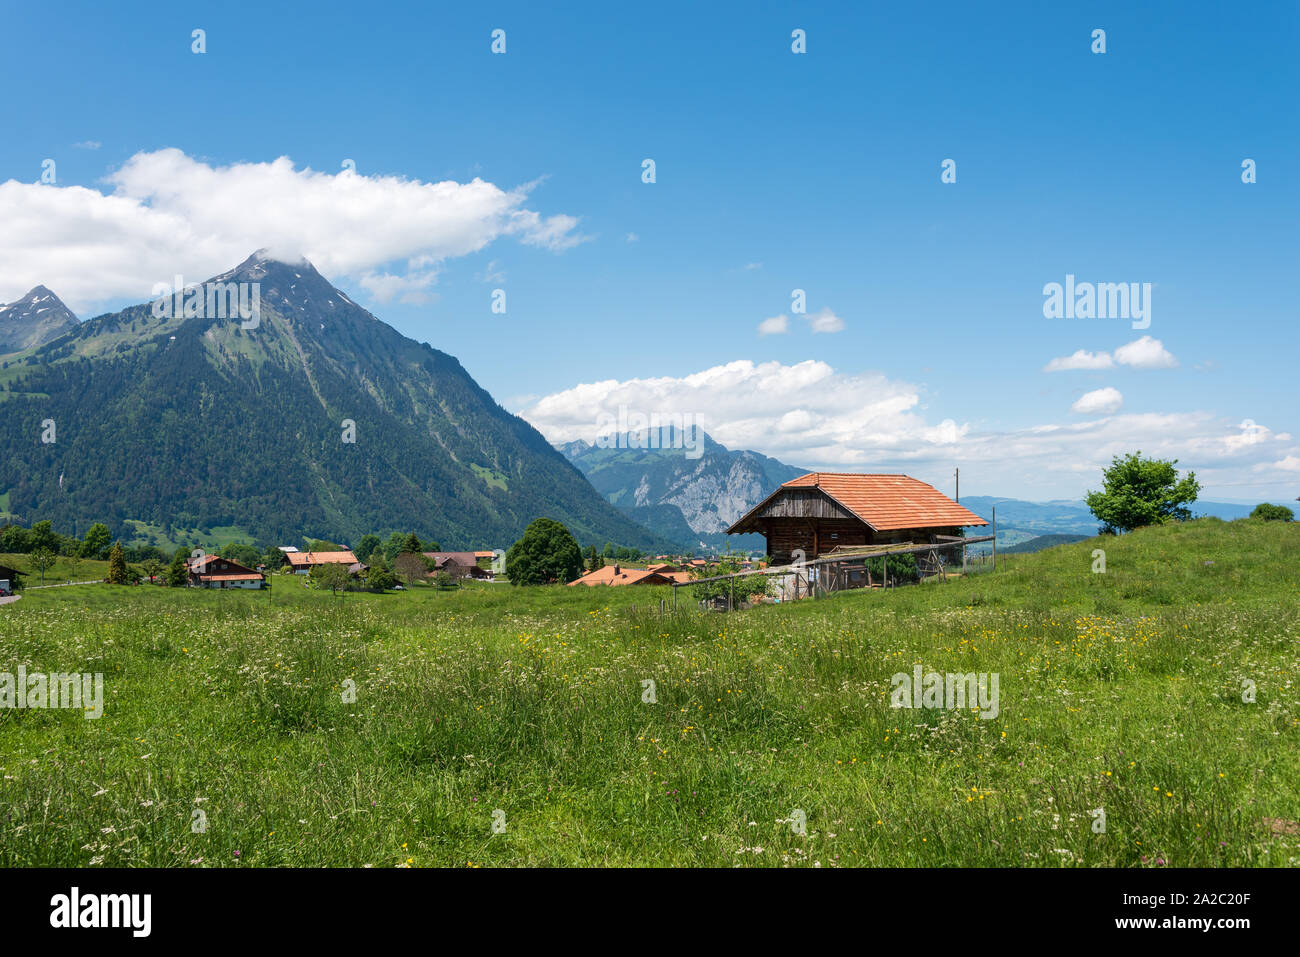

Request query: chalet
[
  {"left": 285, "top": 550, "right": 359, "bottom": 575},
  {"left": 726, "top": 472, "right": 989, "bottom": 565},
  {"left": 186, "top": 554, "right": 265, "bottom": 589},
  {"left": 0, "top": 563, "right": 21, "bottom": 594},
  {"left": 422, "top": 552, "right": 491, "bottom": 580},
  {"left": 568, "top": 564, "right": 685, "bottom": 587}
]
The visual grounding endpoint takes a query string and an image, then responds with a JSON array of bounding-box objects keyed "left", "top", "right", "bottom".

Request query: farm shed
[{"left": 726, "top": 472, "right": 989, "bottom": 566}]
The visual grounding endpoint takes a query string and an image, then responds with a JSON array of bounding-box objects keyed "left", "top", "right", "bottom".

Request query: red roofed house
[
  {"left": 568, "top": 564, "right": 685, "bottom": 587},
  {"left": 187, "top": 554, "right": 265, "bottom": 589},
  {"left": 285, "top": 550, "right": 359, "bottom": 575},
  {"left": 726, "top": 472, "right": 989, "bottom": 565},
  {"left": 422, "top": 552, "right": 491, "bottom": 580}
]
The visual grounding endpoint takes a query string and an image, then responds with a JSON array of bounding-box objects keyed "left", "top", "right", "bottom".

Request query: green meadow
[{"left": 1, "top": 517, "right": 1296, "bottom": 867}]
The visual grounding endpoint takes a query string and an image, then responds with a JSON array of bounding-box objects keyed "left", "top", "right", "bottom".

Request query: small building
[
  {"left": 0, "top": 563, "right": 21, "bottom": 594},
  {"left": 187, "top": 554, "right": 265, "bottom": 589},
  {"left": 285, "top": 550, "right": 359, "bottom": 575},
  {"left": 726, "top": 472, "right": 989, "bottom": 565},
  {"left": 422, "top": 551, "right": 491, "bottom": 580},
  {"left": 568, "top": 564, "right": 681, "bottom": 587}
]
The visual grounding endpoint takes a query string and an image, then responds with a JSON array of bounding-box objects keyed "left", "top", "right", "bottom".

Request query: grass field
[{"left": 1, "top": 517, "right": 1297, "bottom": 867}]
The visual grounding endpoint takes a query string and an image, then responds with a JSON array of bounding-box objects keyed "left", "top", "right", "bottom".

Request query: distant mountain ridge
[
  {"left": 0, "top": 252, "right": 675, "bottom": 552},
  {"left": 0, "top": 285, "right": 78, "bottom": 354},
  {"left": 559, "top": 428, "right": 806, "bottom": 549}
]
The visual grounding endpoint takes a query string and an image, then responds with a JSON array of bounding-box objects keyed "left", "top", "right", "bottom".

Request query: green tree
[
  {"left": 354, "top": 534, "right": 382, "bottom": 563},
  {"left": 165, "top": 547, "right": 190, "bottom": 587},
  {"left": 382, "top": 531, "right": 409, "bottom": 563},
  {"left": 219, "top": 542, "right": 263, "bottom": 568},
  {"left": 1085, "top": 452, "right": 1200, "bottom": 534},
  {"left": 506, "top": 517, "right": 585, "bottom": 585},
  {"left": 1250, "top": 502, "right": 1294, "bottom": 522},
  {"left": 106, "top": 542, "right": 128, "bottom": 584},
  {"left": 142, "top": 558, "right": 163, "bottom": 583},
  {"left": 364, "top": 554, "right": 397, "bottom": 591},
  {"left": 262, "top": 547, "right": 287, "bottom": 571},
  {"left": 28, "top": 520, "right": 59, "bottom": 554},
  {"left": 310, "top": 562, "right": 351, "bottom": 596},
  {"left": 690, "top": 552, "right": 769, "bottom": 604},
  {"left": 401, "top": 532, "right": 423, "bottom": 554},
  {"left": 305, "top": 539, "right": 347, "bottom": 552},
  {"left": 0, "top": 524, "right": 30, "bottom": 553},
  {"left": 80, "top": 522, "right": 113, "bottom": 560},
  {"left": 28, "top": 547, "right": 56, "bottom": 583},
  {"left": 585, "top": 545, "right": 605, "bottom": 571}
]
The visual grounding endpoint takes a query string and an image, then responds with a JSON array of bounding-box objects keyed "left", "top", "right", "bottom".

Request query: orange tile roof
[
  {"left": 286, "top": 550, "right": 358, "bottom": 567},
  {"left": 779, "top": 472, "right": 988, "bottom": 530},
  {"left": 567, "top": 565, "right": 675, "bottom": 587}
]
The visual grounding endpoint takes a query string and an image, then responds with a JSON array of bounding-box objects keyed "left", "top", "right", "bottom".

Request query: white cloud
[
  {"left": 1114, "top": 335, "right": 1178, "bottom": 369},
  {"left": 1259, "top": 455, "right": 1300, "bottom": 472},
  {"left": 72, "top": 140, "right": 101, "bottom": 150},
  {"left": 625, "top": 232, "right": 639, "bottom": 243},
  {"left": 0, "top": 148, "right": 588, "bottom": 311},
  {"left": 803, "top": 306, "right": 845, "bottom": 334},
  {"left": 1045, "top": 349, "right": 1114, "bottom": 371},
  {"left": 757, "top": 314, "right": 789, "bottom": 336},
  {"left": 1072, "top": 387, "right": 1124, "bottom": 414},
  {"left": 1045, "top": 336, "right": 1177, "bottom": 372},
  {"left": 742, "top": 262, "right": 763, "bottom": 271},
  {"left": 522, "top": 359, "right": 1296, "bottom": 499}
]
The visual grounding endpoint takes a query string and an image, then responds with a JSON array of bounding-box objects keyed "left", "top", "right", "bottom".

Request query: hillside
[
  {"left": 1000, "top": 533, "right": 1093, "bottom": 554},
  {"left": 2, "top": 517, "right": 1295, "bottom": 867},
  {"left": 0, "top": 253, "right": 674, "bottom": 552}
]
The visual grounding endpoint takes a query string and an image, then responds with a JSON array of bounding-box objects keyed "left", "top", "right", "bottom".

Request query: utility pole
[
  {"left": 992, "top": 506, "right": 997, "bottom": 571},
  {"left": 955, "top": 467, "right": 959, "bottom": 503}
]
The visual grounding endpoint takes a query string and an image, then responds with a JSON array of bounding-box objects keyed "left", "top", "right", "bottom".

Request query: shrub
[{"left": 1250, "top": 503, "right": 1294, "bottom": 522}]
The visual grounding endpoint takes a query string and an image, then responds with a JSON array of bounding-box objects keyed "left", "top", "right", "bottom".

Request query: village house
[
  {"left": 726, "top": 472, "right": 989, "bottom": 565},
  {"left": 285, "top": 550, "right": 359, "bottom": 575},
  {"left": 422, "top": 551, "right": 492, "bottom": 580},
  {"left": 568, "top": 562, "right": 694, "bottom": 587},
  {"left": 186, "top": 554, "right": 265, "bottom": 589}
]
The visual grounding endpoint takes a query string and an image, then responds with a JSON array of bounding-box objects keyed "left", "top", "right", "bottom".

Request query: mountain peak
[
  {"left": 0, "top": 285, "right": 78, "bottom": 354},
  {"left": 218, "top": 248, "right": 321, "bottom": 283}
]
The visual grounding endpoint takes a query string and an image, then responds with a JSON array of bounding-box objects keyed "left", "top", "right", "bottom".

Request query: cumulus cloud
[
  {"left": 521, "top": 359, "right": 1295, "bottom": 499},
  {"left": 757, "top": 314, "right": 789, "bottom": 336},
  {"left": 0, "top": 148, "right": 588, "bottom": 311},
  {"left": 803, "top": 307, "right": 845, "bottom": 333},
  {"left": 1114, "top": 336, "right": 1178, "bottom": 369},
  {"left": 1045, "top": 349, "right": 1114, "bottom": 371},
  {"left": 1072, "top": 387, "right": 1124, "bottom": 414},
  {"left": 521, "top": 358, "right": 962, "bottom": 467},
  {"left": 1045, "top": 336, "right": 1177, "bottom": 372}
]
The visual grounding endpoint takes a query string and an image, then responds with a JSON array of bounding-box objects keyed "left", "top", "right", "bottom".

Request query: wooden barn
[{"left": 726, "top": 472, "right": 989, "bottom": 565}]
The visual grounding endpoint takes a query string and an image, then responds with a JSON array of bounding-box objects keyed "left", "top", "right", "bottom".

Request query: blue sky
[{"left": 2, "top": 0, "right": 1296, "bottom": 502}]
